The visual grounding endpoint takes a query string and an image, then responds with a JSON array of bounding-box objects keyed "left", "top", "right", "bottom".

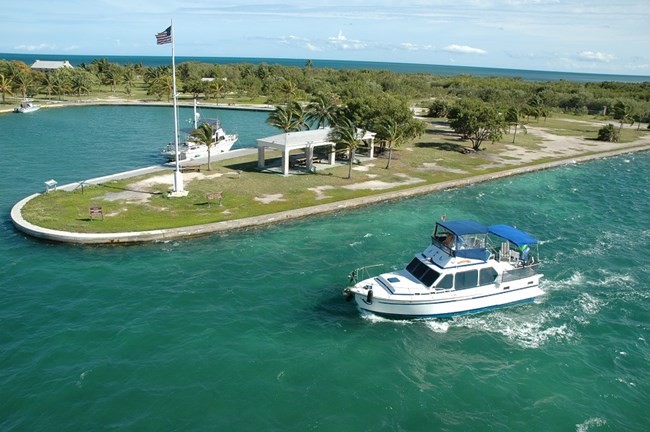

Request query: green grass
[{"left": 20, "top": 115, "right": 650, "bottom": 233}]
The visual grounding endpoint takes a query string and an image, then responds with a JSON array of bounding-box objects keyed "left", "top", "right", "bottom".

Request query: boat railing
[
  {"left": 500, "top": 264, "right": 539, "bottom": 283},
  {"left": 348, "top": 264, "right": 383, "bottom": 286},
  {"left": 431, "top": 236, "right": 454, "bottom": 255}
]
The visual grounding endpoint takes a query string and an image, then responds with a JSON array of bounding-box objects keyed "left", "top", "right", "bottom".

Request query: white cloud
[
  {"left": 14, "top": 43, "right": 55, "bottom": 51},
  {"left": 280, "top": 35, "right": 308, "bottom": 44},
  {"left": 577, "top": 51, "right": 615, "bottom": 63},
  {"left": 305, "top": 43, "right": 322, "bottom": 52},
  {"left": 328, "top": 30, "right": 367, "bottom": 50},
  {"left": 400, "top": 42, "right": 435, "bottom": 52},
  {"left": 443, "top": 44, "right": 487, "bottom": 55},
  {"left": 506, "top": 0, "right": 561, "bottom": 5},
  {"left": 277, "top": 35, "right": 323, "bottom": 52}
]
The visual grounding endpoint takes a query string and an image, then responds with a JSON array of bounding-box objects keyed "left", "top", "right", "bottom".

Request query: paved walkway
[
  {"left": 11, "top": 143, "right": 650, "bottom": 244},
  {"left": 54, "top": 148, "right": 257, "bottom": 192}
]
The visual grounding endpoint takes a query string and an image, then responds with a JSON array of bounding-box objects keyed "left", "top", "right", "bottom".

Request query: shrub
[
  {"left": 428, "top": 99, "right": 450, "bottom": 118},
  {"left": 597, "top": 124, "right": 620, "bottom": 142}
]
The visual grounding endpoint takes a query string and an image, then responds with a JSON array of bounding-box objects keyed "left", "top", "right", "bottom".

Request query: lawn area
[{"left": 19, "top": 115, "right": 650, "bottom": 233}]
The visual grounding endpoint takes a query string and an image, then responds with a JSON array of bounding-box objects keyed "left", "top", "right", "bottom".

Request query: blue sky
[{"left": 3, "top": 0, "right": 649, "bottom": 75}]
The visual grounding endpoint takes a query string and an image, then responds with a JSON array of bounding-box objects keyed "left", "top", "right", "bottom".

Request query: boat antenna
[{"left": 193, "top": 98, "right": 199, "bottom": 129}]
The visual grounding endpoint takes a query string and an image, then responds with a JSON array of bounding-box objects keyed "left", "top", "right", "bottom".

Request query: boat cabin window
[
  {"left": 435, "top": 274, "right": 454, "bottom": 289},
  {"left": 406, "top": 258, "right": 441, "bottom": 287},
  {"left": 422, "top": 268, "right": 440, "bottom": 287},
  {"left": 479, "top": 267, "right": 498, "bottom": 285},
  {"left": 455, "top": 270, "right": 478, "bottom": 290}
]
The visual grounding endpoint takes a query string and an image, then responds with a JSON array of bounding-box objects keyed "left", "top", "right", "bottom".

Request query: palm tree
[
  {"left": 41, "top": 73, "right": 56, "bottom": 100},
  {"left": 266, "top": 104, "right": 295, "bottom": 132},
  {"left": 288, "top": 100, "right": 308, "bottom": 131},
  {"left": 154, "top": 75, "right": 174, "bottom": 102},
  {"left": 266, "top": 101, "right": 307, "bottom": 132},
  {"left": 328, "top": 117, "right": 362, "bottom": 179},
  {"left": 306, "top": 94, "right": 338, "bottom": 129},
  {"left": 377, "top": 118, "right": 405, "bottom": 169},
  {"left": 69, "top": 69, "right": 95, "bottom": 97},
  {"left": 51, "top": 69, "right": 70, "bottom": 100},
  {"left": 613, "top": 101, "right": 634, "bottom": 131},
  {"left": 190, "top": 123, "right": 215, "bottom": 170},
  {"left": 12, "top": 70, "right": 33, "bottom": 98},
  {"left": 104, "top": 64, "right": 122, "bottom": 92},
  {"left": 505, "top": 107, "right": 527, "bottom": 143},
  {"left": 0, "top": 73, "right": 13, "bottom": 103},
  {"left": 208, "top": 80, "right": 225, "bottom": 105},
  {"left": 122, "top": 66, "right": 136, "bottom": 98},
  {"left": 281, "top": 80, "right": 298, "bottom": 103},
  {"left": 528, "top": 95, "right": 548, "bottom": 122},
  {"left": 91, "top": 58, "right": 111, "bottom": 77}
]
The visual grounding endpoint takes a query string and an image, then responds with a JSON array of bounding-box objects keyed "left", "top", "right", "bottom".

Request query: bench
[
  {"left": 181, "top": 165, "right": 201, "bottom": 172},
  {"left": 206, "top": 192, "right": 223, "bottom": 207},
  {"left": 89, "top": 206, "right": 104, "bottom": 221}
]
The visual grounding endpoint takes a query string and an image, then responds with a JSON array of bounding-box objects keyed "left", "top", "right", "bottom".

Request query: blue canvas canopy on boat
[
  {"left": 438, "top": 220, "right": 488, "bottom": 236},
  {"left": 488, "top": 224, "right": 538, "bottom": 246}
]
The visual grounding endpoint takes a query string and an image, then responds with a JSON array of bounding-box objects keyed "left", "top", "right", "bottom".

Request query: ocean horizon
[{"left": 2, "top": 52, "right": 649, "bottom": 83}]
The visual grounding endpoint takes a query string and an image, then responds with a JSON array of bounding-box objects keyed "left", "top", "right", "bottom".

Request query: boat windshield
[
  {"left": 406, "top": 258, "right": 441, "bottom": 287},
  {"left": 432, "top": 222, "right": 488, "bottom": 260}
]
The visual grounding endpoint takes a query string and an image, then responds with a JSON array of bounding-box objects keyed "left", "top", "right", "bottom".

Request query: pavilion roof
[{"left": 257, "top": 127, "right": 375, "bottom": 151}]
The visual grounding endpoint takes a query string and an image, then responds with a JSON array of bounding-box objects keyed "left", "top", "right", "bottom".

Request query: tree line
[
  {"left": 2, "top": 57, "right": 648, "bottom": 113},
  {"left": 1, "top": 57, "right": 648, "bottom": 151}
]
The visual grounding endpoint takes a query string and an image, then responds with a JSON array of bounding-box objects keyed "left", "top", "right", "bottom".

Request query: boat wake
[
  {"left": 359, "top": 309, "right": 452, "bottom": 332},
  {"left": 575, "top": 417, "right": 607, "bottom": 432},
  {"left": 359, "top": 309, "right": 414, "bottom": 325},
  {"left": 453, "top": 309, "right": 573, "bottom": 349}
]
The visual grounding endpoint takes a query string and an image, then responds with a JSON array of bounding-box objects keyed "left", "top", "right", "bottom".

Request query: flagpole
[{"left": 170, "top": 19, "right": 185, "bottom": 195}]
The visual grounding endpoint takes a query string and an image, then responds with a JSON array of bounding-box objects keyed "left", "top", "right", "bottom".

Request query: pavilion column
[
  {"left": 369, "top": 137, "right": 375, "bottom": 158},
  {"left": 282, "top": 148, "right": 290, "bottom": 175},
  {"left": 306, "top": 144, "right": 314, "bottom": 172},
  {"left": 257, "top": 146, "right": 266, "bottom": 169},
  {"left": 329, "top": 144, "right": 336, "bottom": 165}
]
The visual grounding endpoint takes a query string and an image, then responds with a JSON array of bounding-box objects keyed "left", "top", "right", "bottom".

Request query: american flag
[{"left": 156, "top": 26, "right": 172, "bottom": 45}]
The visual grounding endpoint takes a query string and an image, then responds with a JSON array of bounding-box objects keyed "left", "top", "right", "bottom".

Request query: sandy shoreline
[{"left": 0, "top": 97, "right": 274, "bottom": 114}]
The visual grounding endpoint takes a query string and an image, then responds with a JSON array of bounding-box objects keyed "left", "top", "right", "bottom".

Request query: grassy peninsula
[
  {"left": 4, "top": 57, "right": 650, "bottom": 238},
  {"left": 19, "top": 115, "right": 650, "bottom": 234}
]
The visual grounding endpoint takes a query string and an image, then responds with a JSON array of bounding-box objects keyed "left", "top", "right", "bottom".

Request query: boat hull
[
  {"left": 161, "top": 137, "right": 237, "bottom": 161},
  {"left": 14, "top": 106, "right": 40, "bottom": 113},
  {"left": 349, "top": 283, "right": 544, "bottom": 318}
]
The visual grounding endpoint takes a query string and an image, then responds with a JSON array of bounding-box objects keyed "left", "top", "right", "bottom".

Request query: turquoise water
[
  {"left": 1, "top": 107, "right": 649, "bottom": 431},
  {"left": 3, "top": 53, "right": 649, "bottom": 83}
]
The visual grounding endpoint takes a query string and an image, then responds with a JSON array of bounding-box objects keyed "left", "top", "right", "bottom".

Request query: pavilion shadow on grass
[{"left": 256, "top": 127, "right": 376, "bottom": 175}]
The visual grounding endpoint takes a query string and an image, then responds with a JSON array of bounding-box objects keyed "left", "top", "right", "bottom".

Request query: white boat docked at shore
[
  {"left": 161, "top": 100, "right": 238, "bottom": 162},
  {"left": 343, "top": 220, "right": 544, "bottom": 318},
  {"left": 14, "top": 99, "right": 40, "bottom": 113}
]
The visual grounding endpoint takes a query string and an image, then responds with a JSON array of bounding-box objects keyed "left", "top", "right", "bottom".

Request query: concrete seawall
[{"left": 11, "top": 144, "right": 650, "bottom": 244}]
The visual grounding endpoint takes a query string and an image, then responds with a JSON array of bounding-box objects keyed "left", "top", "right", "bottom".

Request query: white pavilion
[{"left": 256, "top": 127, "right": 376, "bottom": 175}]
